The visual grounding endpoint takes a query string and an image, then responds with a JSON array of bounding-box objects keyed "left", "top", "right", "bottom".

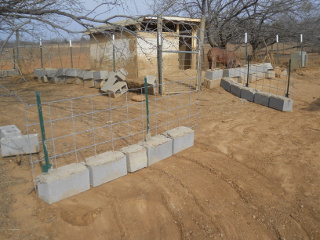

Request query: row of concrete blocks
[
  {"left": 37, "top": 126, "right": 194, "bottom": 204},
  {"left": 204, "top": 63, "right": 275, "bottom": 89},
  {"left": 0, "top": 125, "right": 39, "bottom": 157},
  {"left": 220, "top": 78, "right": 293, "bottom": 111},
  {"left": 0, "top": 69, "right": 19, "bottom": 78},
  {"left": 34, "top": 68, "right": 129, "bottom": 98}
]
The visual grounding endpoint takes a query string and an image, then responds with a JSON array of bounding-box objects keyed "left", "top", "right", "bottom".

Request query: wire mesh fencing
[{"left": 24, "top": 81, "right": 199, "bottom": 185}]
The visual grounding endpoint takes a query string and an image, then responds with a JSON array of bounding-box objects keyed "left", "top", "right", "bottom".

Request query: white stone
[
  {"left": 37, "top": 163, "right": 90, "bottom": 204},
  {"left": 141, "top": 135, "right": 173, "bottom": 166},
  {"left": 163, "top": 127, "right": 194, "bottom": 154},
  {"left": 120, "top": 144, "right": 148, "bottom": 172},
  {"left": 85, "top": 151, "right": 127, "bottom": 187},
  {"left": 1, "top": 134, "right": 39, "bottom": 157}
]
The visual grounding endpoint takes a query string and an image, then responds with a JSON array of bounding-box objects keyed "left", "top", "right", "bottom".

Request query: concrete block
[
  {"left": 102, "top": 81, "right": 128, "bottom": 98},
  {"left": 116, "top": 68, "right": 128, "bottom": 80},
  {"left": 93, "top": 79, "right": 102, "bottom": 89},
  {"left": 269, "top": 95, "right": 293, "bottom": 112},
  {"left": 146, "top": 75, "right": 156, "bottom": 85},
  {"left": 263, "top": 63, "right": 273, "bottom": 70},
  {"left": 56, "top": 68, "right": 67, "bottom": 77},
  {"left": 75, "top": 78, "right": 83, "bottom": 85},
  {"left": 145, "top": 75, "right": 157, "bottom": 95},
  {"left": 230, "top": 82, "right": 245, "bottom": 97},
  {"left": 45, "top": 68, "right": 57, "bottom": 78},
  {"left": 222, "top": 69, "right": 230, "bottom": 77},
  {"left": 65, "top": 69, "right": 78, "bottom": 77},
  {"left": 93, "top": 71, "right": 109, "bottom": 80},
  {"left": 120, "top": 144, "right": 147, "bottom": 172},
  {"left": 228, "top": 68, "right": 241, "bottom": 78},
  {"left": 265, "top": 70, "right": 275, "bottom": 79},
  {"left": 0, "top": 70, "right": 8, "bottom": 78},
  {"left": 80, "top": 71, "right": 93, "bottom": 80},
  {"left": 205, "top": 70, "right": 223, "bottom": 80},
  {"left": 100, "top": 73, "right": 117, "bottom": 93},
  {"left": 37, "top": 163, "right": 90, "bottom": 204},
  {"left": 1, "top": 134, "right": 39, "bottom": 157},
  {"left": 83, "top": 79, "right": 94, "bottom": 88},
  {"left": 37, "top": 76, "right": 48, "bottom": 83},
  {"left": 254, "top": 92, "right": 271, "bottom": 107},
  {"left": 240, "top": 87, "right": 258, "bottom": 102},
  {"left": 163, "top": 126, "right": 194, "bottom": 154},
  {"left": 141, "top": 135, "right": 173, "bottom": 166},
  {"left": 220, "top": 78, "right": 234, "bottom": 92},
  {"left": 66, "top": 77, "right": 77, "bottom": 84},
  {"left": 34, "top": 68, "right": 46, "bottom": 78},
  {"left": 49, "top": 77, "right": 62, "bottom": 84},
  {"left": 0, "top": 125, "right": 21, "bottom": 139},
  {"left": 6, "top": 69, "right": 19, "bottom": 76},
  {"left": 205, "top": 79, "right": 221, "bottom": 89},
  {"left": 85, "top": 151, "right": 127, "bottom": 187}
]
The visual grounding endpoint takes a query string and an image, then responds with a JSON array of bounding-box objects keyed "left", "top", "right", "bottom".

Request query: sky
[
  {"left": 13, "top": 0, "right": 152, "bottom": 42},
  {"left": 66, "top": 0, "right": 152, "bottom": 38}
]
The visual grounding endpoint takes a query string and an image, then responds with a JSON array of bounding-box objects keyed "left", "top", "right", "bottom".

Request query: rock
[{"left": 131, "top": 95, "right": 146, "bottom": 102}]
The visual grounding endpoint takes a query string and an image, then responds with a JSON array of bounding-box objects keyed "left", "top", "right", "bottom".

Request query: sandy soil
[{"left": 0, "top": 66, "right": 319, "bottom": 240}]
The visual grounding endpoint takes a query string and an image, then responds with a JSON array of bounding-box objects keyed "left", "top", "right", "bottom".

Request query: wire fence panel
[
  {"left": 25, "top": 82, "right": 199, "bottom": 185},
  {"left": 159, "top": 19, "right": 202, "bottom": 94}
]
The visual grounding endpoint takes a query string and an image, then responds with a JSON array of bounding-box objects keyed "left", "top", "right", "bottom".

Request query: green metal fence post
[
  {"left": 144, "top": 78, "right": 150, "bottom": 136},
  {"left": 36, "top": 91, "right": 52, "bottom": 173}
]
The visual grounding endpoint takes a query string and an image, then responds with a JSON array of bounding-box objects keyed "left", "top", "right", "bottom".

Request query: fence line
[{"left": 25, "top": 80, "right": 200, "bottom": 186}]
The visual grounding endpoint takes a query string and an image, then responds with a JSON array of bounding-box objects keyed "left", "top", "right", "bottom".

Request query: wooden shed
[{"left": 86, "top": 16, "right": 201, "bottom": 81}]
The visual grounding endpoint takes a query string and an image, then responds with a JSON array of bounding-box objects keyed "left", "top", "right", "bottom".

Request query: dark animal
[{"left": 207, "top": 48, "right": 242, "bottom": 70}]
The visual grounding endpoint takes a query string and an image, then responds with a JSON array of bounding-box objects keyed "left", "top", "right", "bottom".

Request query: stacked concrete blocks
[
  {"left": 1, "top": 134, "right": 39, "bottom": 157},
  {"left": 1, "top": 69, "right": 19, "bottom": 78},
  {"left": 120, "top": 144, "right": 148, "bottom": 172},
  {"left": 100, "top": 70, "right": 128, "bottom": 98},
  {"left": 85, "top": 151, "right": 127, "bottom": 187},
  {"left": 141, "top": 135, "right": 173, "bottom": 166},
  {"left": 269, "top": 95, "right": 293, "bottom": 112},
  {"left": 163, "top": 126, "right": 194, "bottom": 154},
  {"left": 37, "top": 163, "right": 90, "bottom": 204},
  {"left": 116, "top": 68, "right": 128, "bottom": 80}
]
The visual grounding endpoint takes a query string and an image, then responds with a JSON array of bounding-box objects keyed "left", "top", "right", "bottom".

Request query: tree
[
  {"left": 148, "top": 0, "right": 320, "bottom": 53},
  {"left": 0, "top": 0, "right": 142, "bottom": 50}
]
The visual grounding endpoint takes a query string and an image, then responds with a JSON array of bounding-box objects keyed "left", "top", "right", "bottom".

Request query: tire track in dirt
[
  {"left": 173, "top": 154, "right": 252, "bottom": 204},
  {"left": 141, "top": 174, "right": 185, "bottom": 240},
  {"left": 109, "top": 193, "right": 132, "bottom": 240},
  {"left": 149, "top": 165, "right": 221, "bottom": 237}
]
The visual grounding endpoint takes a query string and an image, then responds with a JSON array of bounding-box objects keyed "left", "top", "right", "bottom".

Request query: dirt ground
[{"left": 0, "top": 65, "right": 319, "bottom": 240}]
